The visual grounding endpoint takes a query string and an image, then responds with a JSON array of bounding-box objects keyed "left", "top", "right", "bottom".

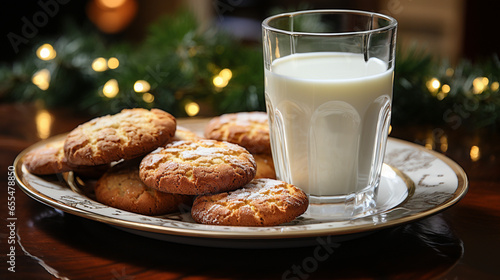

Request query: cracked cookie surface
[
  {"left": 139, "top": 139, "right": 256, "bottom": 195},
  {"left": 64, "top": 108, "right": 176, "bottom": 166},
  {"left": 95, "top": 159, "right": 192, "bottom": 215},
  {"left": 172, "top": 126, "right": 200, "bottom": 141},
  {"left": 24, "top": 139, "right": 73, "bottom": 175},
  {"left": 191, "top": 178, "right": 308, "bottom": 226},
  {"left": 204, "top": 112, "right": 271, "bottom": 154}
]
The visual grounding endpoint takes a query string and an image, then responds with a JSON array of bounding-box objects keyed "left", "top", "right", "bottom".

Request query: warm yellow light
[
  {"left": 440, "top": 135, "right": 448, "bottom": 153},
  {"left": 36, "top": 109, "right": 53, "bottom": 139},
  {"left": 142, "top": 92, "right": 154, "bottom": 103},
  {"left": 36, "top": 44, "right": 56, "bottom": 61},
  {"left": 213, "top": 68, "right": 232, "bottom": 89},
  {"left": 442, "top": 84, "right": 451, "bottom": 94},
  {"left": 436, "top": 92, "right": 447, "bottom": 101},
  {"left": 437, "top": 84, "right": 450, "bottom": 100},
  {"left": 32, "top": 69, "right": 51, "bottom": 90},
  {"left": 107, "top": 57, "right": 119, "bottom": 69},
  {"left": 92, "top": 57, "right": 108, "bottom": 72},
  {"left": 431, "top": 78, "right": 440, "bottom": 89},
  {"left": 219, "top": 68, "right": 232, "bottom": 81},
  {"left": 134, "top": 80, "right": 151, "bottom": 93},
  {"left": 491, "top": 81, "right": 499, "bottom": 92},
  {"left": 425, "top": 135, "right": 434, "bottom": 150},
  {"left": 426, "top": 78, "right": 440, "bottom": 94},
  {"left": 103, "top": 79, "right": 119, "bottom": 98},
  {"left": 185, "top": 102, "right": 200, "bottom": 117},
  {"left": 472, "top": 77, "right": 489, "bottom": 94},
  {"left": 98, "top": 0, "right": 126, "bottom": 9},
  {"left": 470, "top": 145, "right": 480, "bottom": 162},
  {"left": 482, "top": 77, "right": 489, "bottom": 85},
  {"left": 213, "top": 76, "right": 228, "bottom": 88}
]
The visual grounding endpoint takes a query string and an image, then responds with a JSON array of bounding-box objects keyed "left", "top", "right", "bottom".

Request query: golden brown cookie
[
  {"left": 191, "top": 178, "right": 308, "bottom": 226},
  {"left": 95, "top": 159, "right": 192, "bottom": 216},
  {"left": 139, "top": 139, "right": 256, "bottom": 195},
  {"left": 253, "top": 153, "right": 276, "bottom": 179},
  {"left": 64, "top": 108, "right": 176, "bottom": 166},
  {"left": 24, "top": 139, "right": 73, "bottom": 175},
  {"left": 204, "top": 112, "right": 271, "bottom": 154},
  {"left": 172, "top": 126, "right": 200, "bottom": 141}
]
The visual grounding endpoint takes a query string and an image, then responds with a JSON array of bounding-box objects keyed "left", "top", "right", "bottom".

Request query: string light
[
  {"left": 442, "top": 84, "right": 451, "bottom": 94},
  {"left": 473, "top": 77, "right": 489, "bottom": 94},
  {"left": 36, "top": 44, "right": 56, "bottom": 61},
  {"left": 470, "top": 145, "right": 480, "bottom": 162},
  {"left": 425, "top": 137, "right": 433, "bottom": 150},
  {"left": 437, "top": 84, "right": 451, "bottom": 100},
  {"left": 102, "top": 79, "right": 119, "bottom": 98},
  {"left": 185, "top": 102, "right": 200, "bottom": 117},
  {"left": 32, "top": 69, "right": 51, "bottom": 90},
  {"left": 440, "top": 135, "right": 448, "bottom": 152},
  {"left": 36, "top": 109, "right": 53, "bottom": 139},
  {"left": 426, "top": 78, "right": 440, "bottom": 94},
  {"left": 108, "top": 57, "right": 119, "bottom": 69},
  {"left": 212, "top": 68, "right": 232, "bottom": 88},
  {"left": 219, "top": 68, "right": 232, "bottom": 80},
  {"left": 213, "top": 76, "right": 226, "bottom": 88},
  {"left": 142, "top": 93, "right": 154, "bottom": 103},
  {"left": 92, "top": 57, "right": 108, "bottom": 72},
  {"left": 491, "top": 82, "right": 499, "bottom": 92},
  {"left": 133, "top": 80, "right": 151, "bottom": 92}
]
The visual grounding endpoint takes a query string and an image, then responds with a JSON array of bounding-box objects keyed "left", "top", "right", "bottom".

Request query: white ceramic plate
[{"left": 14, "top": 119, "right": 468, "bottom": 248}]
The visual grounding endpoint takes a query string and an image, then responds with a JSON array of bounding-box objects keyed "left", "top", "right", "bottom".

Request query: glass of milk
[{"left": 262, "top": 10, "right": 397, "bottom": 220}]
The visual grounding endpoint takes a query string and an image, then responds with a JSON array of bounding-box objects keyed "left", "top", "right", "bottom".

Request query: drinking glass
[{"left": 262, "top": 10, "right": 397, "bottom": 219}]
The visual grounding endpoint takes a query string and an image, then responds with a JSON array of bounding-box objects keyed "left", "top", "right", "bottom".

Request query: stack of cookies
[{"left": 24, "top": 109, "right": 308, "bottom": 226}]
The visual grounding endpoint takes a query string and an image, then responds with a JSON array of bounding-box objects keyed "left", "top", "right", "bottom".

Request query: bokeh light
[
  {"left": 36, "top": 44, "right": 56, "bottom": 61},
  {"left": 102, "top": 79, "right": 119, "bottom": 98},
  {"left": 185, "top": 102, "right": 200, "bottom": 116},
  {"left": 134, "top": 80, "right": 151, "bottom": 93},
  {"left": 107, "top": 57, "right": 120, "bottom": 69},
  {"left": 32, "top": 69, "right": 51, "bottom": 90},
  {"left": 92, "top": 57, "right": 108, "bottom": 72}
]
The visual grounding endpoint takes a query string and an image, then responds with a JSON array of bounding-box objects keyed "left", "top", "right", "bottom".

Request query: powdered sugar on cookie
[{"left": 191, "top": 178, "right": 309, "bottom": 226}]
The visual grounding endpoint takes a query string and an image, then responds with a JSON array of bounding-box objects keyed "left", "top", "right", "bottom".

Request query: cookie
[
  {"left": 95, "top": 159, "right": 192, "bottom": 216},
  {"left": 64, "top": 108, "right": 176, "bottom": 166},
  {"left": 191, "top": 178, "right": 308, "bottom": 226},
  {"left": 204, "top": 112, "right": 271, "bottom": 154},
  {"left": 253, "top": 154, "right": 276, "bottom": 179},
  {"left": 139, "top": 139, "right": 256, "bottom": 195},
  {"left": 172, "top": 126, "right": 200, "bottom": 141},
  {"left": 24, "top": 139, "right": 73, "bottom": 175}
]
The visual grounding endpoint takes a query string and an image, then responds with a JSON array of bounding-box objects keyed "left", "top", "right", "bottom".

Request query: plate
[{"left": 14, "top": 119, "right": 468, "bottom": 248}]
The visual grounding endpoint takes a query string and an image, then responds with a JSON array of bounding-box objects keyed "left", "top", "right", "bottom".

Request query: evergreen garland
[
  {"left": 0, "top": 11, "right": 265, "bottom": 117},
  {"left": 0, "top": 11, "right": 499, "bottom": 130}
]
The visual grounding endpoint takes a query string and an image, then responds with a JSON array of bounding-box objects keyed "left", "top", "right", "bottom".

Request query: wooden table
[{"left": 1, "top": 103, "right": 499, "bottom": 280}]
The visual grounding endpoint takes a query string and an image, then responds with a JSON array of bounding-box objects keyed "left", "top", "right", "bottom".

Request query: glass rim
[{"left": 262, "top": 9, "right": 397, "bottom": 36}]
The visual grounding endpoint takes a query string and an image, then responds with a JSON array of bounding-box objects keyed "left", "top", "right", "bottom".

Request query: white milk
[{"left": 265, "top": 52, "right": 393, "bottom": 197}]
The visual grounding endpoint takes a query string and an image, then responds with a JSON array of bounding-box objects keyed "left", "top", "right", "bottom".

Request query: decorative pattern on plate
[{"left": 14, "top": 120, "right": 468, "bottom": 248}]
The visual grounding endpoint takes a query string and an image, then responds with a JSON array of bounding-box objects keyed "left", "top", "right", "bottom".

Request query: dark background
[{"left": 1, "top": 0, "right": 499, "bottom": 64}]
